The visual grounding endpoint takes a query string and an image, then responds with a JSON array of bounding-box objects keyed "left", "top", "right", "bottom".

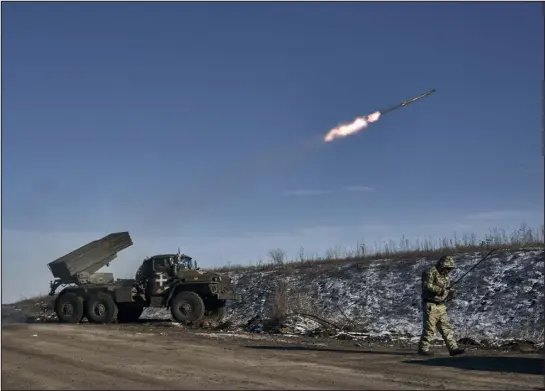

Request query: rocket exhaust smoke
[{"left": 323, "top": 89, "right": 436, "bottom": 143}]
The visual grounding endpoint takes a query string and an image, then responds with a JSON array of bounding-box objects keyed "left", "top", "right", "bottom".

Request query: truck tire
[
  {"left": 170, "top": 291, "right": 205, "bottom": 325},
  {"left": 55, "top": 292, "right": 84, "bottom": 323},
  {"left": 117, "top": 304, "right": 144, "bottom": 323},
  {"left": 85, "top": 292, "right": 118, "bottom": 324}
]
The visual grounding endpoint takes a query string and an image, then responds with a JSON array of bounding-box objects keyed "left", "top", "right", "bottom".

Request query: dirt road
[{"left": 2, "top": 322, "right": 543, "bottom": 390}]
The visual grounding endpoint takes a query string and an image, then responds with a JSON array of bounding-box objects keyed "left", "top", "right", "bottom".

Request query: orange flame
[{"left": 324, "top": 111, "right": 382, "bottom": 142}]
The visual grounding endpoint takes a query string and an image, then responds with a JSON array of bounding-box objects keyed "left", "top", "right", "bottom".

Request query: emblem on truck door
[{"left": 156, "top": 272, "right": 168, "bottom": 287}]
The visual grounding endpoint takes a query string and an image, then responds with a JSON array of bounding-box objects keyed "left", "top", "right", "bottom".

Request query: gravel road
[{"left": 2, "top": 323, "right": 543, "bottom": 390}]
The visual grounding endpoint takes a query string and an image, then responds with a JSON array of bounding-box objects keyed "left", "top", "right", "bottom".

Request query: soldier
[{"left": 418, "top": 255, "right": 465, "bottom": 356}]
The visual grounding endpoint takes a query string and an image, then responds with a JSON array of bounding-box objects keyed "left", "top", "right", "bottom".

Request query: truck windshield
[{"left": 175, "top": 256, "right": 194, "bottom": 269}]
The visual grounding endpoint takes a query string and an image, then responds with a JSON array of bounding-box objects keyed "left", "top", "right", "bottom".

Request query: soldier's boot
[
  {"left": 449, "top": 347, "right": 465, "bottom": 356},
  {"left": 418, "top": 351, "right": 434, "bottom": 357},
  {"left": 417, "top": 348, "right": 434, "bottom": 357}
]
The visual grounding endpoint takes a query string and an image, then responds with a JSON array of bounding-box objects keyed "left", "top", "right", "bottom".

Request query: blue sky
[{"left": 2, "top": 2, "right": 543, "bottom": 302}]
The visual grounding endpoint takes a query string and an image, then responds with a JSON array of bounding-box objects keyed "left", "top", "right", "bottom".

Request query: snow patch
[
  {"left": 221, "top": 249, "right": 544, "bottom": 343},
  {"left": 5, "top": 248, "right": 543, "bottom": 349}
]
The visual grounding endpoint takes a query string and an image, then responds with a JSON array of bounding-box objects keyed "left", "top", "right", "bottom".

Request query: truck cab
[
  {"left": 135, "top": 253, "right": 196, "bottom": 289},
  {"left": 134, "top": 251, "right": 238, "bottom": 322}
]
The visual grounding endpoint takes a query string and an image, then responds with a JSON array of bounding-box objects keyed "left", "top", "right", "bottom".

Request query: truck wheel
[
  {"left": 117, "top": 304, "right": 144, "bottom": 323},
  {"left": 55, "top": 292, "right": 84, "bottom": 323},
  {"left": 85, "top": 292, "right": 118, "bottom": 324},
  {"left": 170, "top": 291, "right": 205, "bottom": 325}
]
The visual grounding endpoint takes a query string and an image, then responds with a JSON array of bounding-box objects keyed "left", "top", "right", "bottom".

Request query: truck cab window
[
  {"left": 153, "top": 258, "right": 169, "bottom": 274},
  {"left": 135, "top": 259, "right": 153, "bottom": 281}
]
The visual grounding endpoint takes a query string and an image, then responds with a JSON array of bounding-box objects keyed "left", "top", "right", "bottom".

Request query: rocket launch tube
[{"left": 379, "top": 89, "right": 436, "bottom": 115}]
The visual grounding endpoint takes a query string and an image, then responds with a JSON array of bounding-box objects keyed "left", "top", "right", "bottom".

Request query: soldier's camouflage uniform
[{"left": 418, "top": 255, "right": 465, "bottom": 356}]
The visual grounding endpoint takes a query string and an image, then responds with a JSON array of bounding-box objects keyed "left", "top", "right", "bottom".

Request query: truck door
[{"left": 150, "top": 258, "right": 170, "bottom": 296}]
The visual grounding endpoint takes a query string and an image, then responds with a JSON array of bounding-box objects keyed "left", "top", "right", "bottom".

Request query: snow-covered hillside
[
  {"left": 6, "top": 247, "right": 543, "bottom": 347},
  {"left": 214, "top": 248, "right": 544, "bottom": 343}
]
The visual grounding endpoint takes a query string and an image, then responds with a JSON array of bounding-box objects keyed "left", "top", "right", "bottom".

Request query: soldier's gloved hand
[{"left": 446, "top": 288, "right": 456, "bottom": 302}]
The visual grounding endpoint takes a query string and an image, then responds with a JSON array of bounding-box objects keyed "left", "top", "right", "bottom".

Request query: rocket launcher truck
[{"left": 47, "top": 232, "right": 241, "bottom": 325}]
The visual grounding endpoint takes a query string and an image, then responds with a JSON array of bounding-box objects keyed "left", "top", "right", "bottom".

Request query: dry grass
[
  {"left": 265, "top": 279, "right": 290, "bottom": 330},
  {"left": 213, "top": 222, "right": 544, "bottom": 273}
]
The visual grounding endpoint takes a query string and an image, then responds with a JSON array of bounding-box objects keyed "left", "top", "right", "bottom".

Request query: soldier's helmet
[{"left": 437, "top": 255, "right": 455, "bottom": 270}]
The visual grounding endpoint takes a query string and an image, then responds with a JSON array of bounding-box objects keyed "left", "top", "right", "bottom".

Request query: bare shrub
[
  {"left": 268, "top": 248, "right": 286, "bottom": 266},
  {"left": 289, "top": 287, "right": 320, "bottom": 316},
  {"left": 353, "top": 241, "right": 367, "bottom": 258},
  {"left": 267, "top": 278, "right": 289, "bottom": 327},
  {"left": 298, "top": 246, "right": 306, "bottom": 262}
]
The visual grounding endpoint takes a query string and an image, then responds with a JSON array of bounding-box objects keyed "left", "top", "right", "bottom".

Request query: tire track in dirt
[
  {"left": 2, "top": 325, "right": 375, "bottom": 389},
  {"left": 34, "top": 325, "right": 425, "bottom": 389},
  {"left": 2, "top": 324, "right": 542, "bottom": 390},
  {"left": 2, "top": 343, "right": 187, "bottom": 390}
]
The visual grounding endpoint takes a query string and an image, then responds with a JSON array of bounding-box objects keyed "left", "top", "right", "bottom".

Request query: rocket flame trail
[
  {"left": 324, "top": 111, "right": 382, "bottom": 142},
  {"left": 323, "top": 89, "right": 436, "bottom": 143}
]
